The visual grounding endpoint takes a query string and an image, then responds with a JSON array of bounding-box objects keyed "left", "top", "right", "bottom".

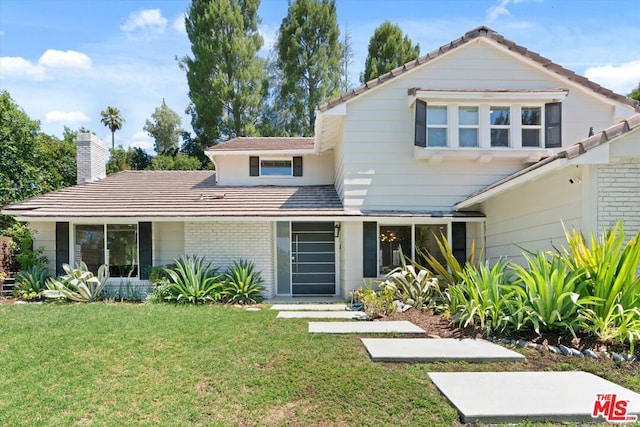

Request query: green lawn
[{"left": 1, "top": 303, "right": 638, "bottom": 426}]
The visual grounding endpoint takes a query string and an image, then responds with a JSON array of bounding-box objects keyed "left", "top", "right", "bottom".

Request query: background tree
[
  {"left": 106, "top": 147, "right": 129, "bottom": 175},
  {"left": 62, "top": 125, "right": 93, "bottom": 144},
  {"left": 128, "top": 147, "right": 153, "bottom": 170},
  {"left": 144, "top": 99, "right": 183, "bottom": 155},
  {"left": 181, "top": 0, "right": 264, "bottom": 146},
  {"left": 275, "top": 0, "right": 343, "bottom": 136},
  {"left": 149, "top": 153, "right": 202, "bottom": 171},
  {"left": 361, "top": 21, "right": 419, "bottom": 83},
  {"left": 100, "top": 106, "right": 125, "bottom": 150},
  {"left": 629, "top": 82, "right": 640, "bottom": 101}
]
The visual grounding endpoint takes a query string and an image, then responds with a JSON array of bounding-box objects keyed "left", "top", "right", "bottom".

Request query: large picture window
[
  {"left": 378, "top": 224, "right": 447, "bottom": 275},
  {"left": 75, "top": 224, "right": 138, "bottom": 277}
]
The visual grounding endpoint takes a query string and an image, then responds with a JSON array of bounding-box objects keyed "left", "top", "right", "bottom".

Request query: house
[{"left": 3, "top": 26, "right": 639, "bottom": 299}]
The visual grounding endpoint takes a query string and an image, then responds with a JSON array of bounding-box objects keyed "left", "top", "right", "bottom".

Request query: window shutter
[
  {"left": 293, "top": 156, "right": 303, "bottom": 176},
  {"left": 451, "top": 222, "right": 467, "bottom": 266},
  {"left": 414, "top": 99, "right": 427, "bottom": 147},
  {"left": 138, "top": 222, "right": 152, "bottom": 280},
  {"left": 363, "top": 222, "right": 378, "bottom": 278},
  {"left": 545, "top": 102, "right": 562, "bottom": 148},
  {"left": 249, "top": 156, "right": 259, "bottom": 176},
  {"left": 55, "top": 222, "right": 69, "bottom": 276}
]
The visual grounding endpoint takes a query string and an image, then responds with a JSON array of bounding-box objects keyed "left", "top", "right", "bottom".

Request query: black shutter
[
  {"left": 249, "top": 156, "right": 259, "bottom": 176},
  {"left": 363, "top": 222, "right": 378, "bottom": 278},
  {"left": 55, "top": 222, "right": 69, "bottom": 276},
  {"left": 545, "top": 102, "right": 562, "bottom": 148},
  {"left": 451, "top": 222, "right": 467, "bottom": 267},
  {"left": 414, "top": 99, "right": 427, "bottom": 147},
  {"left": 138, "top": 222, "right": 152, "bottom": 280},
  {"left": 293, "top": 156, "right": 303, "bottom": 176}
]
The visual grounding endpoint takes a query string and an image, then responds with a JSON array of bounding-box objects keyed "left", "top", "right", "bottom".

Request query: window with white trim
[
  {"left": 490, "top": 106, "right": 510, "bottom": 147},
  {"left": 250, "top": 156, "right": 303, "bottom": 177},
  {"left": 459, "top": 106, "right": 479, "bottom": 147},
  {"left": 378, "top": 224, "right": 447, "bottom": 275},
  {"left": 75, "top": 224, "right": 138, "bottom": 278},
  {"left": 521, "top": 107, "right": 542, "bottom": 147},
  {"left": 427, "top": 105, "right": 448, "bottom": 147}
]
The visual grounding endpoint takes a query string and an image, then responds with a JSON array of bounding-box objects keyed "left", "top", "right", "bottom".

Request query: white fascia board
[
  {"left": 322, "top": 103, "right": 347, "bottom": 116},
  {"left": 455, "top": 158, "right": 569, "bottom": 210},
  {"left": 567, "top": 144, "right": 609, "bottom": 165},
  {"left": 208, "top": 149, "right": 316, "bottom": 157},
  {"left": 411, "top": 89, "right": 568, "bottom": 103}
]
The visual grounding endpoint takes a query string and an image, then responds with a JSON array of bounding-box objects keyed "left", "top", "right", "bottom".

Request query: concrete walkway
[
  {"left": 277, "top": 311, "right": 368, "bottom": 319},
  {"left": 271, "top": 303, "right": 348, "bottom": 311},
  {"left": 361, "top": 338, "right": 525, "bottom": 362},
  {"left": 309, "top": 321, "right": 425, "bottom": 334},
  {"left": 429, "top": 371, "right": 640, "bottom": 423}
]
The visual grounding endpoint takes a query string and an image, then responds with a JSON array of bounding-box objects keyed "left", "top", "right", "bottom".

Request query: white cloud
[
  {"left": 39, "top": 49, "right": 92, "bottom": 69},
  {"left": 45, "top": 111, "right": 90, "bottom": 124},
  {"left": 130, "top": 131, "right": 155, "bottom": 152},
  {"left": 172, "top": 13, "right": 186, "bottom": 34},
  {"left": 259, "top": 24, "right": 278, "bottom": 53},
  {"left": 0, "top": 56, "right": 46, "bottom": 79},
  {"left": 120, "top": 9, "right": 167, "bottom": 35},
  {"left": 585, "top": 60, "right": 640, "bottom": 95},
  {"left": 487, "top": 0, "right": 513, "bottom": 22}
]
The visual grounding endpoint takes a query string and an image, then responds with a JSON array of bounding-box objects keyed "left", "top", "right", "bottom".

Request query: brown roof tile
[
  {"left": 2, "top": 171, "right": 345, "bottom": 218},
  {"left": 208, "top": 137, "right": 314, "bottom": 152},
  {"left": 319, "top": 26, "right": 639, "bottom": 113}
]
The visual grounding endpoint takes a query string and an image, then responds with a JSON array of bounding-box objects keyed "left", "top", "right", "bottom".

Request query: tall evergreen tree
[
  {"left": 361, "top": 21, "right": 419, "bottom": 83},
  {"left": 144, "top": 99, "right": 183, "bottom": 155},
  {"left": 275, "top": 0, "right": 343, "bottom": 136},
  {"left": 181, "top": 0, "right": 264, "bottom": 146}
]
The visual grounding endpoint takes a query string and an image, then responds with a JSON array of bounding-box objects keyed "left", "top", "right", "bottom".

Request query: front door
[{"left": 291, "top": 222, "right": 335, "bottom": 295}]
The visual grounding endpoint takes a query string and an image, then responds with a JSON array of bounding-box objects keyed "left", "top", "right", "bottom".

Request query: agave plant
[
  {"left": 163, "top": 255, "right": 223, "bottom": 304},
  {"left": 222, "top": 260, "right": 264, "bottom": 304},
  {"left": 14, "top": 265, "right": 49, "bottom": 301},
  {"left": 43, "top": 262, "right": 109, "bottom": 302},
  {"left": 383, "top": 250, "right": 440, "bottom": 309}
]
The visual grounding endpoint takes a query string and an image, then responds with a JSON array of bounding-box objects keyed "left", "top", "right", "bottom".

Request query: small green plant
[
  {"left": 0, "top": 271, "right": 6, "bottom": 285},
  {"left": 13, "top": 265, "right": 49, "bottom": 301},
  {"left": 353, "top": 281, "right": 396, "bottom": 319},
  {"left": 43, "top": 262, "right": 109, "bottom": 302},
  {"left": 4, "top": 222, "right": 48, "bottom": 270},
  {"left": 418, "top": 233, "right": 483, "bottom": 289},
  {"left": 163, "top": 255, "right": 223, "bottom": 304},
  {"left": 146, "top": 278, "right": 173, "bottom": 304},
  {"left": 383, "top": 252, "right": 440, "bottom": 309},
  {"left": 222, "top": 260, "right": 263, "bottom": 304}
]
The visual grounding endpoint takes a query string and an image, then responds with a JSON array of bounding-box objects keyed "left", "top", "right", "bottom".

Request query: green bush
[
  {"left": 3, "top": 222, "right": 47, "bottom": 270},
  {"left": 43, "top": 262, "right": 109, "bottom": 302},
  {"left": 418, "top": 232, "right": 483, "bottom": 289},
  {"left": 383, "top": 252, "right": 440, "bottom": 310},
  {"left": 163, "top": 255, "right": 223, "bottom": 304},
  {"left": 222, "top": 260, "right": 263, "bottom": 304},
  {"left": 352, "top": 281, "right": 396, "bottom": 319},
  {"left": 14, "top": 265, "right": 49, "bottom": 301},
  {"left": 146, "top": 279, "right": 173, "bottom": 304}
]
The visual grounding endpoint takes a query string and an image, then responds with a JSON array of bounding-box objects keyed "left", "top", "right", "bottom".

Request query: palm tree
[{"left": 100, "top": 106, "right": 125, "bottom": 150}]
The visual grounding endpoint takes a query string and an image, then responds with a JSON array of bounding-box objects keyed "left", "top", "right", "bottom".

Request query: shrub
[
  {"left": 146, "top": 278, "right": 173, "bottom": 304},
  {"left": 418, "top": 233, "right": 483, "bottom": 289},
  {"left": 3, "top": 223, "right": 47, "bottom": 270},
  {"left": 163, "top": 255, "right": 223, "bottom": 304},
  {"left": 352, "top": 281, "right": 396, "bottom": 319},
  {"left": 43, "top": 262, "right": 109, "bottom": 302},
  {"left": 383, "top": 252, "right": 440, "bottom": 310},
  {"left": 222, "top": 260, "right": 263, "bottom": 304},
  {"left": 14, "top": 265, "right": 49, "bottom": 301}
]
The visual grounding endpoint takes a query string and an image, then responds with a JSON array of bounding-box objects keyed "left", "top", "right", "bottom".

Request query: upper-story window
[
  {"left": 459, "top": 106, "right": 479, "bottom": 147},
  {"left": 250, "top": 156, "right": 303, "bottom": 177},
  {"left": 490, "top": 107, "right": 510, "bottom": 147},
  {"left": 521, "top": 107, "right": 542, "bottom": 147},
  {"left": 427, "top": 105, "right": 448, "bottom": 147}
]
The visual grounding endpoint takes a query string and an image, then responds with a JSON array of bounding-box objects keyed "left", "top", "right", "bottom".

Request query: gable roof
[
  {"left": 456, "top": 113, "right": 640, "bottom": 209},
  {"left": 319, "top": 26, "right": 639, "bottom": 113},
  {"left": 1, "top": 171, "right": 345, "bottom": 219},
  {"left": 208, "top": 137, "right": 314, "bottom": 152}
]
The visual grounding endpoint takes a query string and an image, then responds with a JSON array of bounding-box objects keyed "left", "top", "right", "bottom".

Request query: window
[
  {"left": 521, "top": 107, "right": 541, "bottom": 147},
  {"left": 490, "top": 106, "right": 510, "bottom": 147},
  {"left": 261, "top": 160, "right": 292, "bottom": 176},
  {"left": 458, "top": 106, "right": 479, "bottom": 147},
  {"left": 427, "top": 106, "right": 448, "bottom": 147},
  {"left": 75, "top": 224, "right": 138, "bottom": 277},
  {"left": 379, "top": 226, "right": 411, "bottom": 274},
  {"left": 415, "top": 224, "right": 447, "bottom": 265}
]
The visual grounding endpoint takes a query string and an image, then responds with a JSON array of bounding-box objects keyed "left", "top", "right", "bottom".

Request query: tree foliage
[
  {"left": 149, "top": 153, "right": 202, "bottom": 171},
  {"left": 100, "top": 106, "right": 125, "bottom": 150},
  {"left": 181, "top": 0, "right": 264, "bottom": 146},
  {"left": 144, "top": 99, "right": 183, "bottom": 155},
  {"left": 361, "top": 21, "right": 419, "bottom": 83},
  {"left": 629, "top": 82, "right": 640, "bottom": 102},
  {"left": 106, "top": 146, "right": 153, "bottom": 174},
  {"left": 275, "top": 0, "right": 343, "bottom": 136}
]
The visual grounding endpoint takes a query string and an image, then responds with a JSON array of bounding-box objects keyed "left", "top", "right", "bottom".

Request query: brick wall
[
  {"left": 184, "top": 221, "right": 275, "bottom": 298},
  {"left": 598, "top": 158, "right": 640, "bottom": 237}
]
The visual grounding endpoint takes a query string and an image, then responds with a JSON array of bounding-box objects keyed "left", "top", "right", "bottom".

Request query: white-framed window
[
  {"left": 521, "top": 106, "right": 542, "bottom": 147},
  {"left": 261, "top": 159, "right": 292, "bottom": 176},
  {"left": 378, "top": 224, "right": 447, "bottom": 275},
  {"left": 490, "top": 106, "right": 510, "bottom": 147},
  {"left": 458, "top": 106, "right": 479, "bottom": 147},
  {"left": 74, "top": 224, "right": 138, "bottom": 278},
  {"left": 427, "top": 105, "right": 448, "bottom": 147}
]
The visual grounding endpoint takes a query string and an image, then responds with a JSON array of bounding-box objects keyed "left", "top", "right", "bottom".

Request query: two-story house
[{"left": 3, "top": 27, "right": 639, "bottom": 299}]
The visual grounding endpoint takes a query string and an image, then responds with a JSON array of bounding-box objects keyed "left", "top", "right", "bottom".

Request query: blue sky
[{"left": 1, "top": 0, "right": 638, "bottom": 152}]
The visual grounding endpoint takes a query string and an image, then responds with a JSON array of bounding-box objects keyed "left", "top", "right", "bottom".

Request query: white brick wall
[
  {"left": 76, "top": 133, "right": 106, "bottom": 183},
  {"left": 184, "top": 221, "right": 275, "bottom": 298},
  {"left": 598, "top": 158, "right": 640, "bottom": 237}
]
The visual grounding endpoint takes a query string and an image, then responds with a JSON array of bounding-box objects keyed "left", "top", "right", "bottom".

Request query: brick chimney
[{"left": 76, "top": 133, "right": 107, "bottom": 183}]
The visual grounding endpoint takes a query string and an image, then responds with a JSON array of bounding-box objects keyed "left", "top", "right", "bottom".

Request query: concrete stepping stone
[
  {"left": 271, "top": 304, "right": 348, "bottom": 311},
  {"left": 361, "top": 338, "right": 525, "bottom": 362},
  {"left": 277, "top": 311, "right": 368, "bottom": 319},
  {"left": 428, "top": 371, "right": 640, "bottom": 424},
  {"left": 308, "top": 321, "right": 424, "bottom": 334}
]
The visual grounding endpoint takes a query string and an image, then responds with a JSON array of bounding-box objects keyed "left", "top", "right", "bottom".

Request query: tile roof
[
  {"left": 320, "top": 26, "right": 639, "bottom": 113},
  {"left": 208, "top": 137, "right": 314, "bottom": 151},
  {"left": 2, "top": 171, "right": 345, "bottom": 218},
  {"left": 457, "top": 113, "right": 640, "bottom": 206}
]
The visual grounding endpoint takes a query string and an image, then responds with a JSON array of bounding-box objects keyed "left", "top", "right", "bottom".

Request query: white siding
[
  {"left": 184, "top": 221, "right": 275, "bottom": 298},
  {"left": 30, "top": 222, "right": 56, "bottom": 276},
  {"left": 481, "top": 165, "right": 582, "bottom": 264},
  {"left": 339, "top": 39, "right": 631, "bottom": 212},
  {"left": 215, "top": 153, "right": 334, "bottom": 186},
  {"left": 153, "top": 222, "right": 184, "bottom": 266},
  {"left": 597, "top": 157, "right": 640, "bottom": 238},
  {"left": 340, "top": 221, "right": 364, "bottom": 297}
]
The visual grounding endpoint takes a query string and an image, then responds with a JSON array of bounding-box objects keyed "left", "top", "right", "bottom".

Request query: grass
[{"left": 1, "top": 303, "right": 639, "bottom": 426}]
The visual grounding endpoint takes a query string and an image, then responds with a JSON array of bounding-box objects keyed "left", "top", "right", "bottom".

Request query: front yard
[{"left": 2, "top": 303, "right": 640, "bottom": 426}]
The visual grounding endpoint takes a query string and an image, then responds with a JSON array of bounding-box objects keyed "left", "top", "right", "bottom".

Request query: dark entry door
[{"left": 291, "top": 222, "right": 336, "bottom": 295}]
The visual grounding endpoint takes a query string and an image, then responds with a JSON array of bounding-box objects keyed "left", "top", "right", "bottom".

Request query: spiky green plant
[
  {"left": 43, "top": 262, "right": 109, "bottom": 302},
  {"left": 417, "top": 233, "right": 483, "bottom": 288},
  {"left": 222, "top": 260, "right": 263, "bottom": 304},
  {"left": 14, "top": 265, "right": 49, "bottom": 301},
  {"left": 383, "top": 250, "right": 440, "bottom": 309},
  {"left": 163, "top": 255, "right": 223, "bottom": 304}
]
